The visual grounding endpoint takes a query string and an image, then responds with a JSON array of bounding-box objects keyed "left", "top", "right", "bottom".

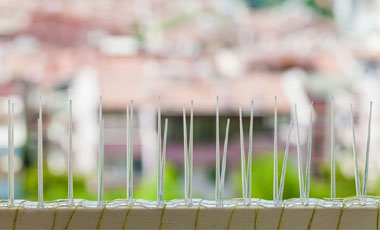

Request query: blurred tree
[
  {"left": 23, "top": 164, "right": 89, "bottom": 201},
  {"left": 23, "top": 164, "right": 136, "bottom": 201},
  {"left": 23, "top": 154, "right": 363, "bottom": 202},
  {"left": 245, "top": 0, "right": 285, "bottom": 9},
  {"left": 233, "top": 153, "right": 357, "bottom": 200},
  {"left": 245, "top": 0, "right": 333, "bottom": 18},
  {"left": 305, "top": 0, "right": 333, "bottom": 18},
  {"left": 134, "top": 163, "right": 183, "bottom": 200}
]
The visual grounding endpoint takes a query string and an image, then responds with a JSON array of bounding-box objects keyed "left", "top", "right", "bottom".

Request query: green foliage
[
  {"left": 23, "top": 164, "right": 89, "bottom": 201},
  {"left": 23, "top": 155, "right": 363, "bottom": 202},
  {"left": 23, "top": 165, "right": 141, "bottom": 201},
  {"left": 244, "top": 0, "right": 333, "bottom": 18},
  {"left": 134, "top": 163, "right": 183, "bottom": 200},
  {"left": 313, "top": 163, "right": 356, "bottom": 198},
  {"left": 22, "top": 162, "right": 181, "bottom": 202},
  {"left": 232, "top": 154, "right": 298, "bottom": 200},
  {"left": 245, "top": 0, "right": 285, "bottom": 9},
  {"left": 162, "top": 14, "right": 191, "bottom": 30},
  {"left": 305, "top": 0, "right": 333, "bottom": 18},
  {"left": 233, "top": 153, "right": 357, "bottom": 200}
]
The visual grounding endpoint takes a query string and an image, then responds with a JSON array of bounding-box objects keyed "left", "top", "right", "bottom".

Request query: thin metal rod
[
  {"left": 7, "top": 100, "right": 11, "bottom": 202},
  {"left": 8, "top": 100, "right": 14, "bottom": 207},
  {"left": 362, "top": 101, "right": 372, "bottom": 198},
  {"left": 157, "top": 97, "right": 162, "bottom": 206},
  {"left": 274, "top": 96, "right": 278, "bottom": 203},
  {"left": 294, "top": 104, "right": 304, "bottom": 200},
  {"left": 350, "top": 104, "right": 361, "bottom": 197},
  {"left": 130, "top": 101, "right": 134, "bottom": 197},
  {"left": 162, "top": 119, "right": 168, "bottom": 196},
  {"left": 126, "top": 104, "right": 130, "bottom": 200},
  {"left": 183, "top": 105, "right": 188, "bottom": 202},
  {"left": 68, "top": 100, "right": 73, "bottom": 206},
  {"left": 38, "top": 98, "right": 43, "bottom": 208},
  {"left": 98, "top": 96, "right": 104, "bottom": 207},
  {"left": 188, "top": 100, "right": 194, "bottom": 205},
  {"left": 279, "top": 120, "right": 293, "bottom": 202},
  {"left": 127, "top": 101, "right": 134, "bottom": 202},
  {"left": 239, "top": 106, "right": 247, "bottom": 201},
  {"left": 158, "top": 119, "right": 168, "bottom": 207},
  {"left": 304, "top": 102, "right": 313, "bottom": 205},
  {"left": 247, "top": 100, "right": 254, "bottom": 204},
  {"left": 215, "top": 96, "right": 220, "bottom": 203},
  {"left": 183, "top": 101, "right": 193, "bottom": 205},
  {"left": 330, "top": 97, "right": 335, "bottom": 199},
  {"left": 218, "top": 118, "right": 230, "bottom": 207}
]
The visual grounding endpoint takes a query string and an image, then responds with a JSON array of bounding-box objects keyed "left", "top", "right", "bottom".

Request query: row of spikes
[{"left": 5, "top": 97, "right": 372, "bottom": 208}]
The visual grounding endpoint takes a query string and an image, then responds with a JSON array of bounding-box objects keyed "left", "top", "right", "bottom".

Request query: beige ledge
[{"left": 0, "top": 203, "right": 378, "bottom": 229}]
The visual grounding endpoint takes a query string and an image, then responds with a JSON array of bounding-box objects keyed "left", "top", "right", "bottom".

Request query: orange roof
[{"left": 98, "top": 56, "right": 290, "bottom": 115}]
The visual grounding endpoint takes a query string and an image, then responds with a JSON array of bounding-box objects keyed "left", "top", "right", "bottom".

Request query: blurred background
[{"left": 1, "top": 0, "right": 380, "bottom": 201}]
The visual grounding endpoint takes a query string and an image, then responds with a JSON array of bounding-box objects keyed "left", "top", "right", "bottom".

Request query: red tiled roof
[{"left": 97, "top": 55, "right": 290, "bottom": 114}]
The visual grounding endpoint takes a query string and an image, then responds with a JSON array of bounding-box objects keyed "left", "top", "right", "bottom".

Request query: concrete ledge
[{"left": 0, "top": 199, "right": 377, "bottom": 229}]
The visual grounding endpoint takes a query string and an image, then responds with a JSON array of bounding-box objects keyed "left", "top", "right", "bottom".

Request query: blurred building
[{"left": 1, "top": 0, "right": 380, "bottom": 196}]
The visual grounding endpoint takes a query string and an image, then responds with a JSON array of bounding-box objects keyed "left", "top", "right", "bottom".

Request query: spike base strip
[{"left": 0, "top": 198, "right": 379, "bottom": 229}]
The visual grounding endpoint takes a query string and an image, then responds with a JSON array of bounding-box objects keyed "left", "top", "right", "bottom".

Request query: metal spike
[
  {"left": 98, "top": 96, "right": 104, "bottom": 208},
  {"left": 218, "top": 118, "right": 230, "bottom": 207},
  {"left": 274, "top": 96, "right": 278, "bottom": 203},
  {"left": 38, "top": 98, "right": 43, "bottom": 208},
  {"left": 350, "top": 104, "right": 361, "bottom": 197},
  {"left": 294, "top": 104, "right": 304, "bottom": 200},
  {"left": 247, "top": 100, "right": 254, "bottom": 204},
  {"left": 183, "top": 101, "right": 193, "bottom": 206},
  {"left": 183, "top": 105, "right": 188, "bottom": 203},
  {"left": 127, "top": 101, "right": 134, "bottom": 203},
  {"left": 126, "top": 104, "right": 130, "bottom": 201},
  {"left": 304, "top": 102, "right": 313, "bottom": 205},
  {"left": 362, "top": 101, "right": 372, "bottom": 200},
  {"left": 188, "top": 100, "right": 194, "bottom": 205},
  {"left": 8, "top": 100, "right": 14, "bottom": 207},
  {"left": 162, "top": 118, "right": 168, "bottom": 194},
  {"left": 330, "top": 97, "right": 335, "bottom": 199},
  {"left": 158, "top": 118, "right": 168, "bottom": 207},
  {"left": 215, "top": 96, "right": 220, "bottom": 203},
  {"left": 68, "top": 100, "right": 73, "bottom": 206},
  {"left": 239, "top": 106, "right": 247, "bottom": 202},
  {"left": 157, "top": 97, "right": 162, "bottom": 205},
  {"left": 279, "top": 120, "right": 293, "bottom": 202}
]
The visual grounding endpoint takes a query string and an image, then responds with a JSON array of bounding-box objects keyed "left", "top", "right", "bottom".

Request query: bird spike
[
  {"left": 350, "top": 104, "right": 361, "bottom": 197},
  {"left": 279, "top": 120, "right": 293, "bottom": 202},
  {"left": 362, "top": 101, "right": 372, "bottom": 202},
  {"left": 215, "top": 96, "right": 220, "bottom": 204},
  {"left": 273, "top": 96, "right": 278, "bottom": 203},
  {"left": 247, "top": 100, "right": 254, "bottom": 205},
  {"left": 304, "top": 101, "right": 314, "bottom": 205},
  {"left": 8, "top": 100, "right": 15, "bottom": 207},
  {"left": 98, "top": 96, "right": 104, "bottom": 208},
  {"left": 218, "top": 118, "right": 230, "bottom": 207},
  {"left": 157, "top": 97, "right": 162, "bottom": 206},
  {"left": 183, "top": 105, "right": 188, "bottom": 203},
  {"left": 294, "top": 104, "right": 304, "bottom": 201},
  {"left": 157, "top": 118, "right": 168, "bottom": 207},
  {"left": 37, "top": 97, "right": 44, "bottom": 208},
  {"left": 68, "top": 100, "right": 73, "bottom": 206},
  {"left": 330, "top": 97, "right": 335, "bottom": 199},
  {"left": 127, "top": 101, "right": 134, "bottom": 203},
  {"left": 239, "top": 106, "right": 247, "bottom": 202},
  {"left": 188, "top": 100, "right": 194, "bottom": 205}
]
